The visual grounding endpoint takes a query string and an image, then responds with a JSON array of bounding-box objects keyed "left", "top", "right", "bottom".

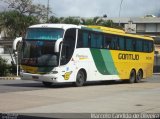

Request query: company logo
[
  {"left": 62, "top": 71, "right": 73, "bottom": 80},
  {"left": 118, "top": 53, "right": 139, "bottom": 60}
]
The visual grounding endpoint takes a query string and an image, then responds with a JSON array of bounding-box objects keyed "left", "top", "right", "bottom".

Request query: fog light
[{"left": 51, "top": 77, "right": 57, "bottom": 80}]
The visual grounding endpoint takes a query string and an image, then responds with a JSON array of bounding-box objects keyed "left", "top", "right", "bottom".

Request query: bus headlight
[{"left": 51, "top": 71, "right": 58, "bottom": 74}]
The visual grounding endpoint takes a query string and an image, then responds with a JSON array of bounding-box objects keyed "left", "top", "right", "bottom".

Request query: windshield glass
[
  {"left": 22, "top": 28, "right": 64, "bottom": 67},
  {"left": 25, "top": 28, "right": 64, "bottom": 40},
  {"left": 21, "top": 41, "right": 58, "bottom": 67}
]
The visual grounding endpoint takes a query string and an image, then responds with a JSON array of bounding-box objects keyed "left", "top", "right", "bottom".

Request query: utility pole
[
  {"left": 119, "top": 0, "right": 124, "bottom": 26},
  {"left": 47, "top": 0, "right": 49, "bottom": 22}
]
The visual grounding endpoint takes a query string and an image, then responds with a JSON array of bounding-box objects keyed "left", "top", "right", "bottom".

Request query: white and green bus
[{"left": 16, "top": 24, "right": 154, "bottom": 86}]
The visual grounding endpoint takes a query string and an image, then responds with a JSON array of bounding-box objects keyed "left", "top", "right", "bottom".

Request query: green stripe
[
  {"left": 90, "top": 49, "right": 110, "bottom": 75},
  {"left": 101, "top": 50, "right": 118, "bottom": 75},
  {"left": 90, "top": 49, "right": 118, "bottom": 75}
]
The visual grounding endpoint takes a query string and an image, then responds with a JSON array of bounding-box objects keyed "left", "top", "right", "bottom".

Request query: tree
[
  {"left": 0, "top": 10, "right": 39, "bottom": 38},
  {"left": 48, "top": 16, "right": 60, "bottom": 23},
  {"left": 48, "top": 16, "right": 121, "bottom": 29},
  {"left": 0, "top": 56, "right": 8, "bottom": 76},
  {"left": 49, "top": 16, "right": 82, "bottom": 25},
  {"left": 62, "top": 17, "right": 80, "bottom": 25},
  {"left": 0, "top": 0, "right": 50, "bottom": 38},
  {"left": 2, "top": 0, "right": 51, "bottom": 21}
]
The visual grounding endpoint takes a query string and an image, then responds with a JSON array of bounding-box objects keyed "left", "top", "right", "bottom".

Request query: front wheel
[{"left": 74, "top": 70, "right": 86, "bottom": 87}]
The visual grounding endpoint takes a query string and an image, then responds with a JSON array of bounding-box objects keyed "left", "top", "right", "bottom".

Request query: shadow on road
[{"left": 2, "top": 80, "right": 148, "bottom": 89}]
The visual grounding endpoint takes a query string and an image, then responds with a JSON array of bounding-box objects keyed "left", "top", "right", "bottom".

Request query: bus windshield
[
  {"left": 22, "top": 28, "right": 64, "bottom": 67},
  {"left": 21, "top": 41, "right": 59, "bottom": 67}
]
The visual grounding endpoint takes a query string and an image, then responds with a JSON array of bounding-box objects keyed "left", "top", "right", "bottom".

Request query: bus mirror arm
[
  {"left": 55, "top": 38, "right": 63, "bottom": 53},
  {"left": 13, "top": 37, "right": 22, "bottom": 52}
]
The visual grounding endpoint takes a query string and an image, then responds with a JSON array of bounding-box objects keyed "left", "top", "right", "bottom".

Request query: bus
[{"left": 15, "top": 24, "right": 154, "bottom": 87}]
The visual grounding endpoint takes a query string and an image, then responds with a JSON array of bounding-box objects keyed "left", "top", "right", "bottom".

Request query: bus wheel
[
  {"left": 135, "top": 70, "right": 143, "bottom": 83},
  {"left": 74, "top": 70, "right": 86, "bottom": 87},
  {"left": 42, "top": 82, "right": 53, "bottom": 87},
  {"left": 129, "top": 70, "right": 136, "bottom": 83}
]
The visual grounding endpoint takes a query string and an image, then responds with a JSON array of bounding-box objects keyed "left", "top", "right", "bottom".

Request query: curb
[
  {"left": 0, "top": 77, "right": 21, "bottom": 80},
  {"left": 153, "top": 73, "right": 160, "bottom": 75}
]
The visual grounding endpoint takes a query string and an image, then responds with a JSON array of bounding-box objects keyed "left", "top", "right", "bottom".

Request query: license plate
[{"left": 32, "top": 76, "right": 39, "bottom": 79}]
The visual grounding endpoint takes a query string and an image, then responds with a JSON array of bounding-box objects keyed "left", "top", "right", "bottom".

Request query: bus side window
[
  {"left": 132, "top": 40, "right": 136, "bottom": 51},
  {"left": 95, "top": 33, "right": 103, "bottom": 49},
  {"left": 126, "top": 38, "right": 133, "bottom": 51},
  {"left": 104, "top": 35, "right": 111, "bottom": 49},
  {"left": 111, "top": 36, "right": 119, "bottom": 50},
  {"left": 77, "top": 30, "right": 89, "bottom": 48},
  {"left": 143, "top": 41, "right": 149, "bottom": 52},
  {"left": 136, "top": 39, "right": 143, "bottom": 52},
  {"left": 61, "top": 28, "right": 76, "bottom": 65},
  {"left": 90, "top": 32, "right": 103, "bottom": 48},
  {"left": 77, "top": 30, "right": 83, "bottom": 48},
  {"left": 91, "top": 33, "right": 97, "bottom": 48},
  {"left": 83, "top": 31, "right": 89, "bottom": 47},
  {"left": 148, "top": 41, "right": 153, "bottom": 52},
  {"left": 119, "top": 37, "right": 125, "bottom": 50}
]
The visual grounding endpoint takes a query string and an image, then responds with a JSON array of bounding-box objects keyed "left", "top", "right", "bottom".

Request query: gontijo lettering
[{"left": 118, "top": 53, "right": 139, "bottom": 60}]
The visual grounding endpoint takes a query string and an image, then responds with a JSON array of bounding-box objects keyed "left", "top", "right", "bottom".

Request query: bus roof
[
  {"left": 29, "top": 24, "right": 81, "bottom": 30},
  {"left": 87, "top": 25, "right": 153, "bottom": 41},
  {"left": 29, "top": 24, "right": 153, "bottom": 41}
]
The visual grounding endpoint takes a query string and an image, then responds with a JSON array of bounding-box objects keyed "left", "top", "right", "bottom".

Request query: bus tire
[
  {"left": 42, "top": 82, "right": 53, "bottom": 87},
  {"left": 135, "top": 69, "right": 143, "bottom": 83},
  {"left": 128, "top": 70, "right": 136, "bottom": 83},
  {"left": 74, "top": 70, "right": 86, "bottom": 87}
]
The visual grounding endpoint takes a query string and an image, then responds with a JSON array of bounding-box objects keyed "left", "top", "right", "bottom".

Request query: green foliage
[
  {"left": 0, "top": 57, "right": 16, "bottom": 76},
  {"left": 0, "top": 0, "right": 50, "bottom": 38},
  {"left": 48, "top": 16, "right": 60, "bottom": 23},
  {"left": 48, "top": 16, "right": 120, "bottom": 29},
  {"left": 62, "top": 17, "right": 80, "bottom": 25},
  {"left": 0, "top": 10, "right": 39, "bottom": 38},
  {"left": 0, "top": 57, "right": 9, "bottom": 76},
  {"left": 49, "top": 16, "right": 81, "bottom": 25}
]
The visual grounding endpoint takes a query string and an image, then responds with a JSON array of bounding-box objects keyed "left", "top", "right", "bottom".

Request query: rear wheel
[
  {"left": 128, "top": 70, "right": 136, "bottom": 83},
  {"left": 135, "top": 70, "right": 143, "bottom": 83},
  {"left": 42, "top": 82, "right": 53, "bottom": 87},
  {"left": 74, "top": 70, "right": 86, "bottom": 87}
]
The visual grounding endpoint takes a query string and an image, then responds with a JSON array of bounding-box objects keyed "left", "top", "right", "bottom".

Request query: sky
[{"left": 0, "top": 0, "right": 160, "bottom": 18}]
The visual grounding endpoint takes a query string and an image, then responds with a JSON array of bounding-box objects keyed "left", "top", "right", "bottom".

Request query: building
[{"left": 0, "top": 32, "right": 15, "bottom": 64}]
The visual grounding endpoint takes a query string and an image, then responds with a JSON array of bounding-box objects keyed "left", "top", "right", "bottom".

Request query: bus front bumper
[{"left": 20, "top": 72, "right": 60, "bottom": 83}]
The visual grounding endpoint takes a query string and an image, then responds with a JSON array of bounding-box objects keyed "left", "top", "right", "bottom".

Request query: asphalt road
[
  {"left": 0, "top": 75, "right": 159, "bottom": 93},
  {"left": 0, "top": 75, "right": 160, "bottom": 118}
]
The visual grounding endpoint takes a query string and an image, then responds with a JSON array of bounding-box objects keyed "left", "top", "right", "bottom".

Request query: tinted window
[
  {"left": 77, "top": 30, "right": 89, "bottom": 48},
  {"left": 136, "top": 40, "right": 143, "bottom": 52},
  {"left": 111, "top": 36, "right": 119, "bottom": 50},
  {"left": 126, "top": 38, "right": 133, "bottom": 51},
  {"left": 61, "top": 28, "right": 76, "bottom": 65},
  {"left": 91, "top": 33, "right": 103, "bottom": 48},
  {"left": 77, "top": 30, "right": 153, "bottom": 53},
  {"left": 119, "top": 37, "right": 125, "bottom": 50},
  {"left": 143, "top": 41, "right": 149, "bottom": 52},
  {"left": 104, "top": 35, "right": 112, "bottom": 49},
  {"left": 148, "top": 41, "right": 153, "bottom": 52}
]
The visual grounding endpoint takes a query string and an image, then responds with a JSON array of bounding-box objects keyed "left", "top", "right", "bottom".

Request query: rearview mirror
[{"left": 55, "top": 38, "right": 63, "bottom": 52}]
